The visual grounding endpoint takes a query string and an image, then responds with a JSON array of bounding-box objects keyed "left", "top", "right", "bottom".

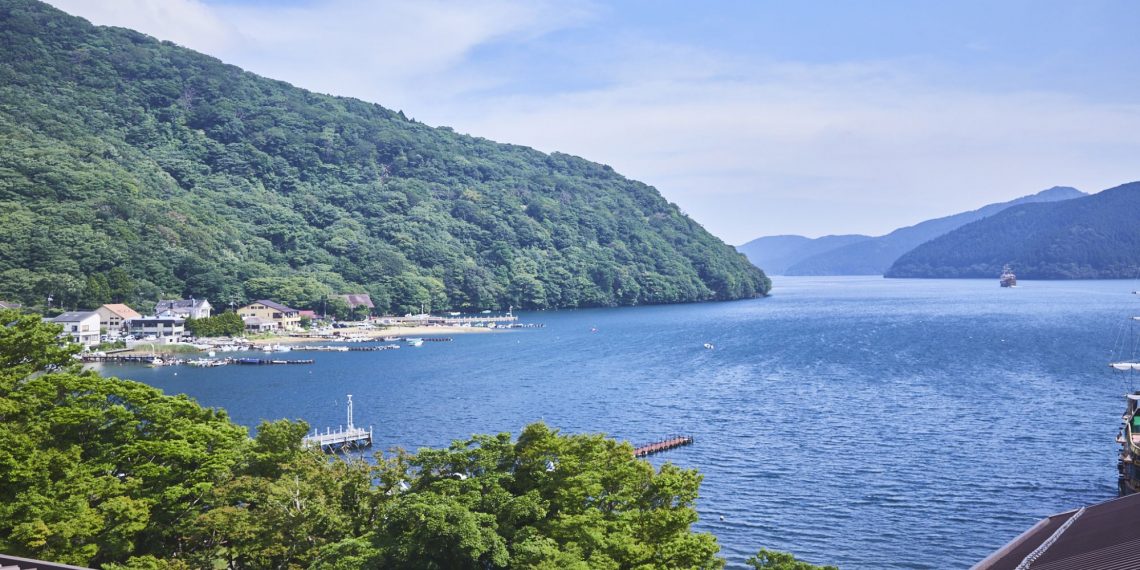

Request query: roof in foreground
[{"left": 973, "top": 491, "right": 1140, "bottom": 569}]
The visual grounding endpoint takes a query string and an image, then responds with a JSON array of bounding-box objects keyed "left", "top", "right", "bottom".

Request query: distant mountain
[
  {"left": 738, "top": 186, "right": 1085, "bottom": 275},
  {"left": 886, "top": 181, "right": 1140, "bottom": 279},
  {"left": 736, "top": 234, "right": 870, "bottom": 275}
]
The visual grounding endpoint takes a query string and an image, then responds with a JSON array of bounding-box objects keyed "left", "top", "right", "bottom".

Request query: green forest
[
  {"left": 886, "top": 181, "right": 1140, "bottom": 279},
  {"left": 0, "top": 0, "right": 769, "bottom": 315},
  {"left": 0, "top": 310, "right": 835, "bottom": 570}
]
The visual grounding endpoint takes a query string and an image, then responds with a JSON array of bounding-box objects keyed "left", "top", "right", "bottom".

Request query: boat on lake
[
  {"left": 406, "top": 338, "right": 424, "bottom": 347},
  {"left": 1112, "top": 310, "right": 1140, "bottom": 494},
  {"left": 1116, "top": 386, "right": 1140, "bottom": 495},
  {"left": 1000, "top": 264, "right": 1017, "bottom": 287}
]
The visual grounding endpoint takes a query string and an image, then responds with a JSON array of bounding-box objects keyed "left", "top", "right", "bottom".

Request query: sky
[{"left": 44, "top": 0, "right": 1140, "bottom": 244}]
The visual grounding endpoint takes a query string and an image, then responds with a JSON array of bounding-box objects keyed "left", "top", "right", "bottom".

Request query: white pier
[{"left": 302, "top": 395, "right": 373, "bottom": 451}]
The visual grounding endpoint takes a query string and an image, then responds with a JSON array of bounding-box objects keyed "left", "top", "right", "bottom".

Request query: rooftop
[{"left": 974, "top": 492, "right": 1140, "bottom": 569}]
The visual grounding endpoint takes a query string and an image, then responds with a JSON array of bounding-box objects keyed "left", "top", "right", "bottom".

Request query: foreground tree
[
  {"left": 1, "top": 308, "right": 813, "bottom": 569},
  {"left": 747, "top": 549, "right": 839, "bottom": 570}
]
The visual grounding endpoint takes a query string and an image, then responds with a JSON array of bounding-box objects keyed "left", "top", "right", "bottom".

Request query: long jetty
[
  {"left": 303, "top": 395, "right": 373, "bottom": 451},
  {"left": 633, "top": 436, "right": 694, "bottom": 457}
]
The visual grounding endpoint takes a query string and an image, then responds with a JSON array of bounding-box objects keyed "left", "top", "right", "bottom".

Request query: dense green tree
[
  {"left": 184, "top": 311, "right": 244, "bottom": 337},
  {"left": 2, "top": 307, "right": 829, "bottom": 570},
  {"left": 746, "top": 549, "right": 838, "bottom": 570}
]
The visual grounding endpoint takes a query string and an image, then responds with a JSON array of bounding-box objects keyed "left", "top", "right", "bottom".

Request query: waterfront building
[
  {"left": 45, "top": 311, "right": 101, "bottom": 347},
  {"left": 154, "top": 298, "right": 212, "bottom": 319},
  {"left": 96, "top": 303, "right": 141, "bottom": 333},
  {"left": 127, "top": 316, "right": 186, "bottom": 341},
  {"left": 238, "top": 300, "right": 301, "bottom": 330}
]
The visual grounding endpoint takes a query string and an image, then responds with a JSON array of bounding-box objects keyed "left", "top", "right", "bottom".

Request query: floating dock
[
  {"left": 302, "top": 395, "right": 373, "bottom": 451},
  {"left": 633, "top": 435, "right": 694, "bottom": 457}
]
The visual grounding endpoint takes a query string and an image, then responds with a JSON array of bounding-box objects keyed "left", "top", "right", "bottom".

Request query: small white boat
[
  {"left": 703, "top": 343, "right": 715, "bottom": 350},
  {"left": 406, "top": 338, "right": 424, "bottom": 347}
]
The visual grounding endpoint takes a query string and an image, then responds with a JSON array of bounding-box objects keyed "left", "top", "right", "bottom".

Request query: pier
[
  {"left": 633, "top": 435, "right": 694, "bottom": 457},
  {"left": 302, "top": 395, "right": 373, "bottom": 451}
]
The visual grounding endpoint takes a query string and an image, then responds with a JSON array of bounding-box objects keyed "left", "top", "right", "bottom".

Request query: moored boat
[
  {"left": 1000, "top": 264, "right": 1017, "bottom": 287},
  {"left": 1117, "top": 388, "right": 1140, "bottom": 495}
]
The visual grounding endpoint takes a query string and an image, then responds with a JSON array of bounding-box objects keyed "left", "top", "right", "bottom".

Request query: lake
[{"left": 100, "top": 276, "right": 1138, "bottom": 569}]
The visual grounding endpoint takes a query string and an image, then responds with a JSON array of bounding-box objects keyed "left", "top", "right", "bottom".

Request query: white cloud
[
  {"left": 440, "top": 59, "right": 1140, "bottom": 242},
  {"left": 47, "top": 0, "right": 236, "bottom": 51},
  {"left": 42, "top": 1, "right": 1140, "bottom": 243}
]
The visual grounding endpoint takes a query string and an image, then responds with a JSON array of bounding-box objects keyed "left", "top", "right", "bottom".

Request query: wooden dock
[
  {"left": 302, "top": 425, "right": 373, "bottom": 450},
  {"left": 633, "top": 436, "right": 694, "bottom": 457},
  {"left": 302, "top": 395, "right": 373, "bottom": 451}
]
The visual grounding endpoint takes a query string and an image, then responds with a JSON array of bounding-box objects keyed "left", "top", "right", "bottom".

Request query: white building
[
  {"left": 127, "top": 316, "right": 185, "bottom": 340},
  {"left": 47, "top": 311, "right": 101, "bottom": 347},
  {"left": 154, "top": 298, "right": 212, "bottom": 319}
]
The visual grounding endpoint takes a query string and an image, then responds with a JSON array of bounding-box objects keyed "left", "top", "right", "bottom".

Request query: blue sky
[{"left": 46, "top": 0, "right": 1140, "bottom": 243}]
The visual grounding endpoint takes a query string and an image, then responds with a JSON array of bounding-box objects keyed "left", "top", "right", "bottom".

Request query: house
[
  {"left": 243, "top": 316, "right": 278, "bottom": 333},
  {"left": 127, "top": 316, "right": 185, "bottom": 341},
  {"left": 154, "top": 298, "right": 212, "bottom": 319},
  {"left": 238, "top": 300, "right": 301, "bottom": 330},
  {"left": 0, "top": 300, "right": 21, "bottom": 310},
  {"left": 95, "top": 303, "right": 141, "bottom": 333},
  {"left": 46, "top": 311, "right": 101, "bottom": 347}
]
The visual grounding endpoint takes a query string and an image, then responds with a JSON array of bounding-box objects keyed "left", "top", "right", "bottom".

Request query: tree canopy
[
  {"left": 0, "top": 0, "right": 769, "bottom": 315},
  {"left": 0, "top": 308, "right": 843, "bottom": 569}
]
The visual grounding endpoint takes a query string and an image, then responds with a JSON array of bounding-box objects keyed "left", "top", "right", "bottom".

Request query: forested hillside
[
  {"left": 886, "top": 182, "right": 1140, "bottom": 279},
  {"left": 770, "top": 186, "right": 1085, "bottom": 275},
  {"left": 0, "top": 0, "right": 768, "bottom": 314}
]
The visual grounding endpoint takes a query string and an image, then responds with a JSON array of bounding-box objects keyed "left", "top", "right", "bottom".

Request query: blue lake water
[{"left": 100, "top": 276, "right": 1140, "bottom": 569}]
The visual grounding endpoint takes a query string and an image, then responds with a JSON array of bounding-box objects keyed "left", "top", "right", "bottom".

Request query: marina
[{"left": 82, "top": 355, "right": 315, "bottom": 366}]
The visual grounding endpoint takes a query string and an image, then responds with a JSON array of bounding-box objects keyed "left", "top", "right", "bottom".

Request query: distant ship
[{"left": 999, "top": 264, "right": 1017, "bottom": 288}]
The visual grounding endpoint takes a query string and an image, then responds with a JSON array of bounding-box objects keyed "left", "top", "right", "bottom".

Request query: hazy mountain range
[{"left": 738, "top": 186, "right": 1086, "bottom": 275}]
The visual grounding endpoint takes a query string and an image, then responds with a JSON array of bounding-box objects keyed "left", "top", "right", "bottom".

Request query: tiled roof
[
  {"left": 50, "top": 311, "right": 98, "bottom": 322},
  {"left": 155, "top": 298, "right": 210, "bottom": 310},
  {"left": 100, "top": 303, "right": 141, "bottom": 319},
  {"left": 253, "top": 299, "right": 297, "bottom": 313},
  {"left": 975, "top": 492, "right": 1140, "bottom": 569}
]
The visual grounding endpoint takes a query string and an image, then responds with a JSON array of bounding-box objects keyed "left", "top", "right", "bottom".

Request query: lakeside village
[{"left": 0, "top": 295, "right": 537, "bottom": 367}]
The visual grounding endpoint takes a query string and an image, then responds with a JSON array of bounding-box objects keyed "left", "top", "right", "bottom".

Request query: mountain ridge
[
  {"left": 0, "top": 0, "right": 769, "bottom": 312},
  {"left": 886, "top": 181, "right": 1140, "bottom": 279}
]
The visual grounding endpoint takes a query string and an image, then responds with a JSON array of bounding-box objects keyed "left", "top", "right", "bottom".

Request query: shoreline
[
  {"left": 250, "top": 324, "right": 500, "bottom": 345},
  {"left": 117, "top": 324, "right": 502, "bottom": 354}
]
